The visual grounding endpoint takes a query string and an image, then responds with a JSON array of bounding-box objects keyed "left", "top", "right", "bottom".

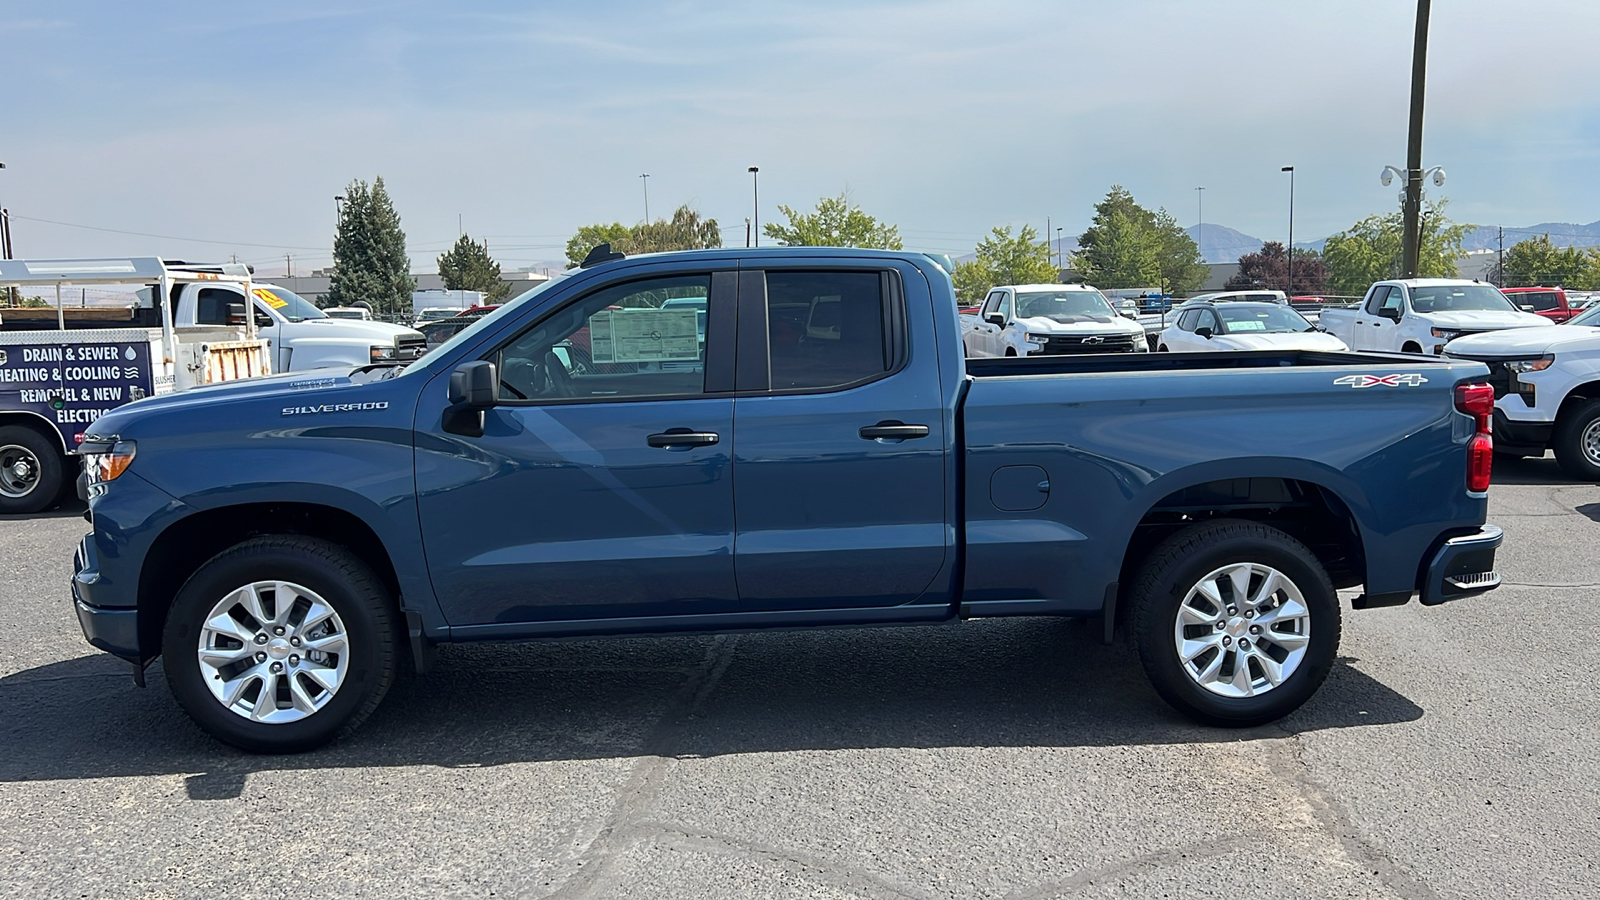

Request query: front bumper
[
  {"left": 1492, "top": 409, "right": 1553, "bottom": 454},
  {"left": 1420, "top": 525, "right": 1503, "bottom": 606},
  {"left": 72, "top": 534, "right": 141, "bottom": 662}
]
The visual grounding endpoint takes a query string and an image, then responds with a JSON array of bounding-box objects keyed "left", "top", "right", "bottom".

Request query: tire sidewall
[
  {"left": 0, "top": 425, "right": 64, "bottom": 515},
  {"left": 1136, "top": 529, "right": 1339, "bottom": 726},
  {"left": 1555, "top": 400, "right": 1600, "bottom": 479},
  {"left": 162, "top": 541, "right": 390, "bottom": 752}
]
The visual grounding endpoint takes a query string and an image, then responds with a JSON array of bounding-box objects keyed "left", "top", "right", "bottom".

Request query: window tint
[
  {"left": 1197, "top": 310, "right": 1220, "bottom": 333},
  {"left": 1524, "top": 291, "right": 1560, "bottom": 311},
  {"left": 1364, "top": 286, "right": 1392, "bottom": 315},
  {"left": 981, "top": 291, "right": 1005, "bottom": 317},
  {"left": 195, "top": 288, "right": 235, "bottom": 325},
  {"left": 496, "top": 274, "right": 710, "bottom": 402},
  {"left": 766, "top": 271, "right": 890, "bottom": 391},
  {"left": 1177, "top": 309, "right": 1201, "bottom": 331}
]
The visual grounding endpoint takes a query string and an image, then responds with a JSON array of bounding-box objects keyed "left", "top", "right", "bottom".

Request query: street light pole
[
  {"left": 1401, "top": 0, "right": 1432, "bottom": 278},
  {"left": 639, "top": 173, "right": 650, "bottom": 223},
  {"left": 334, "top": 195, "right": 345, "bottom": 225},
  {"left": 1281, "top": 166, "right": 1295, "bottom": 296},
  {"left": 1056, "top": 227, "right": 1063, "bottom": 270},
  {"left": 748, "top": 167, "right": 760, "bottom": 247}
]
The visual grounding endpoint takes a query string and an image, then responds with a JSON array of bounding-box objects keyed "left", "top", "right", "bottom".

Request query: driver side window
[{"left": 495, "top": 274, "right": 712, "bottom": 402}]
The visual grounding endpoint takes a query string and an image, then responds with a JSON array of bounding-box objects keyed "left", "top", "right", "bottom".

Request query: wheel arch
[
  {"left": 135, "top": 501, "right": 405, "bottom": 662},
  {"left": 0, "top": 411, "right": 70, "bottom": 457}
]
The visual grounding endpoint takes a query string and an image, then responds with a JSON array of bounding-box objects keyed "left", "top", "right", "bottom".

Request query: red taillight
[
  {"left": 1455, "top": 382, "right": 1494, "bottom": 431},
  {"left": 1457, "top": 382, "right": 1495, "bottom": 492},
  {"left": 1467, "top": 433, "right": 1493, "bottom": 492}
]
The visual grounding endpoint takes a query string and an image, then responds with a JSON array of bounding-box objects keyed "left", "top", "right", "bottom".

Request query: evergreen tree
[
  {"left": 437, "top": 235, "right": 510, "bottom": 302},
  {"left": 1075, "top": 186, "right": 1206, "bottom": 293},
  {"left": 327, "top": 176, "right": 416, "bottom": 316}
]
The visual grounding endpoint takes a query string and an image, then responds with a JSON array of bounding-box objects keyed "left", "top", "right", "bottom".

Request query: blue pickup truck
[{"left": 70, "top": 247, "right": 1504, "bottom": 752}]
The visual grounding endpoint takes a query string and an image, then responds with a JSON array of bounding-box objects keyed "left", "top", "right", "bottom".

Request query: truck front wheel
[
  {"left": 162, "top": 536, "right": 398, "bottom": 753},
  {"left": 1553, "top": 398, "right": 1600, "bottom": 480},
  {"left": 1130, "top": 520, "right": 1340, "bottom": 727},
  {"left": 0, "top": 425, "right": 64, "bottom": 515}
]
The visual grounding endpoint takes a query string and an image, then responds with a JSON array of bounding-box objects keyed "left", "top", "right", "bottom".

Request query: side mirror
[
  {"left": 1519, "top": 304, "right": 1536, "bottom": 312},
  {"left": 448, "top": 360, "right": 498, "bottom": 409},
  {"left": 226, "top": 301, "right": 247, "bottom": 325},
  {"left": 984, "top": 312, "right": 1006, "bottom": 327},
  {"left": 1195, "top": 326, "right": 1214, "bottom": 339},
  {"left": 1378, "top": 308, "right": 1402, "bottom": 322}
]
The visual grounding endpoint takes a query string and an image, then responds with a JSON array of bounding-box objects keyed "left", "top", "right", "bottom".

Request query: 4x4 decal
[{"left": 1334, "top": 374, "right": 1429, "bottom": 388}]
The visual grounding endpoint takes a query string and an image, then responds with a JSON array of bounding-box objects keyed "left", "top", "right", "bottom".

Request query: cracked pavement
[{"left": 3, "top": 454, "right": 1598, "bottom": 898}]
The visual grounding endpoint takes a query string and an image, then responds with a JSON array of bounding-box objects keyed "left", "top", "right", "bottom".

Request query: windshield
[
  {"left": 1014, "top": 290, "right": 1115, "bottom": 320},
  {"left": 253, "top": 286, "right": 326, "bottom": 322},
  {"left": 1409, "top": 284, "right": 1517, "bottom": 314},
  {"left": 1567, "top": 304, "right": 1600, "bottom": 327},
  {"left": 1217, "top": 305, "right": 1314, "bottom": 333},
  {"left": 400, "top": 275, "right": 569, "bottom": 375}
]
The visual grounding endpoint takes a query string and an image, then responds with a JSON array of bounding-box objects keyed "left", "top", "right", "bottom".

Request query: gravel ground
[{"left": 2, "top": 454, "right": 1597, "bottom": 899}]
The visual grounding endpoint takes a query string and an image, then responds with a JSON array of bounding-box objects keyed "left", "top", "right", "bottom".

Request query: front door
[
  {"left": 415, "top": 270, "right": 740, "bottom": 626},
  {"left": 730, "top": 265, "right": 952, "bottom": 611},
  {"left": 1361, "top": 286, "right": 1403, "bottom": 351}
]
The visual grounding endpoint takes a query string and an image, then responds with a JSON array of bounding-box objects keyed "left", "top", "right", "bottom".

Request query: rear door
[{"left": 730, "top": 262, "right": 953, "bottom": 611}]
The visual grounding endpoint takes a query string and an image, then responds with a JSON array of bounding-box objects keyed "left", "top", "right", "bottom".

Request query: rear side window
[
  {"left": 1523, "top": 291, "right": 1560, "bottom": 311},
  {"left": 766, "top": 271, "right": 890, "bottom": 391},
  {"left": 195, "top": 288, "right": 235, "bottom": 325}
]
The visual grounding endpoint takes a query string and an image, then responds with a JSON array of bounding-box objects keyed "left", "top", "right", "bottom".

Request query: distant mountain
[
  {"left": 1189, "top": 224, "right": 1269, "bottom": 264},
  {"left": 1461, "top": 221, "right": 1600, "bottom": 252}
]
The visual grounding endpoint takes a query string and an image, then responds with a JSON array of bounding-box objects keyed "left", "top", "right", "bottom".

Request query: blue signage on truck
[{"left": 0, "top": 337, "right": 153, "bottom": 450}]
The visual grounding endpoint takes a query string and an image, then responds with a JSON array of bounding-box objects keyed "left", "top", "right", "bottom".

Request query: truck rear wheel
[
  {"left": 162, "top": 536, "right": 397, "bottom": 753},
  {"left": 1130, "top": 520, "right": 1339, "bottom": 727},
  {"left": 0, "top": 425, "right": 64, "bottom": 515},
  {"left": 1553, "top": 398, "right": 1600, "bottom": 480}
]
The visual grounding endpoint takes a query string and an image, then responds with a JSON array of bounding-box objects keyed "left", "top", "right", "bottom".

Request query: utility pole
[
  {"left": 285, "top": 255, "right": 293, "bottom": 278},
  {"left": 639, "top": 173, "right": 650, "bottom": 223},
  {"left": 1195, "top": 186, "right": 1205, "bottom": 262},
  {"left": 745, "top": 217, "right": 751, "bottom": 249},
  {"left": 1282, "top": 166, "right": 1295, "bottom": 295},
  {"left": 748, "top": 167, "right": 760, "bottom": 247},
  {"left": 1497, "top": 226, "right": 1504, "bottom": 286},
  {"left": 1401, "top": 0, "right": 1432, "bottom": 278},
  {"left": 1056, "top": 227, "right": 1064, "bottom": 270},
  {"left": 1046, "top": 216, "right": 1052, "bottom": 267}
]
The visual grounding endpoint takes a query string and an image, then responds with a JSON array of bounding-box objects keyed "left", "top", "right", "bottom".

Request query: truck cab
[
  {"left": 1320, "top": 279, "right": 1547, "bottom": 355},
  {"left": 149, "top": 282, "right": 426, "bottom": 371}
]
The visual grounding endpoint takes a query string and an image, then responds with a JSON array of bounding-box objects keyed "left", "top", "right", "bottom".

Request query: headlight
[
  {"left": 1431, "top": 327, "right": 1462, "bottom": 340},
  {"left": 1505, "top": 355, "right": 1554, "bottom": 373},
  {"left": 81, "top": 440, "right": 137, "bottom": 486},
  {"left": 1026, "top": 334, "right": 1053, "bottom": 343},
  {"left": 370, "top": 344, "right": 399, "bottom": 363}
]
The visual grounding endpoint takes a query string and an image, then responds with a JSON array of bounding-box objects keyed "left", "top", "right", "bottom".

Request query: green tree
[
  {"left": 436, "top": 234, "right": 511, "bottom": 302},
  {"left": 565, "top": 223, "right": 633, "bottom": 269},
  {"left": 564, "top": 206, "right": 721, "bottom": 267},
  {"left": 326, "top": 176, "right": 416, "bottom": 317},
  {"left": 763, "top": 192, "right": 903, "bottom": 249},
  {"left": 1322, "top": 198, "right": 1472, "bottom": 295},
  {"left": 952, "top": 225, "right": 1057, "bottom": 305},
  {"left": 1074, "top": 186, "right": 1205, "bottom": 293},
  {"left": 1497, "top": 234, "right": 1599, "bottom": 289}
]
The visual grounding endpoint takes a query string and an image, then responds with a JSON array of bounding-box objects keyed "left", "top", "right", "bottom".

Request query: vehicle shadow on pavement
[
  {"left": 0, "top": 618, "right": 1420, "bottom": 797},
  {"left": 1492, "top": 455, "right": 1586, "bottom": 486},
  {"left": 0, "top": 498, "right": 87, "bottom": 521}
]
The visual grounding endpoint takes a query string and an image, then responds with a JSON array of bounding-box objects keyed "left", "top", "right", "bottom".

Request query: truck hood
[
  {"left": 1445, "top": 324, "right": 1600, "bottom": 356},
  {"left": 1016, "top": 315, "right": 1144, "bottom": 336},
  {"left": 86, "top": 367, "right": 380, "bottom": 437},
  {"left": 1215, "top": 331, "right": 1350, "bottom": 352},
  {"left": 294, "top": 318, "right": 421, "bottom": 342},
  {"left": 1422, "top": 310, "right": 1549, "bottom": 330}
]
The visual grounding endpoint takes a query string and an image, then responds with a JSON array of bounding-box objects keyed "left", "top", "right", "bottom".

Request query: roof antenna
[{"left": 580, "top": 242, "right": 626, "bottom": 268}]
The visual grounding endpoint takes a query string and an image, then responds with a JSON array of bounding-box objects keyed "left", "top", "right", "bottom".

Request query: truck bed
[{"left": 964, "top": 348, "right": 1426, "bottom": 377}]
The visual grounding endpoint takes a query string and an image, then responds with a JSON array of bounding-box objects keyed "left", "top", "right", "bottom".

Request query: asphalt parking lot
[{"left": 2, "top": 456, "right": 1598, "bottom": 900}]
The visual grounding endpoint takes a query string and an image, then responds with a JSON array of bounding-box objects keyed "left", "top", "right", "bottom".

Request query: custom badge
[{"left": 1334, "top": 374, "right": 1429, "bottom": 388}]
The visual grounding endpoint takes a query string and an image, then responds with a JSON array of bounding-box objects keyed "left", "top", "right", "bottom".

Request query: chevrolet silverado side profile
[
  {"left": 1319, "top": 279, "right": 1547, "bottom": 355},
  {"left": 72, "top": 247, "right": 1504, "bottom": 753}
]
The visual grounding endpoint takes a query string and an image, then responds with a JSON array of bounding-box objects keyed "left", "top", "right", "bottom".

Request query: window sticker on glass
[
  {"left": 588, "top": 308, "right": 701, "bottom": 363},
  {"left": 1228, "top": 320, "right": 1268, "bottom": 331},
  {"left": 253, "top": 288, "right": 289, "bottom": 310}
]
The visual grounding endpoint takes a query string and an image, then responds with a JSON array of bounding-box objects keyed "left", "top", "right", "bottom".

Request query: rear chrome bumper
[{"left": 1420, "top": 525, "right": 1503, "bottom": 606}]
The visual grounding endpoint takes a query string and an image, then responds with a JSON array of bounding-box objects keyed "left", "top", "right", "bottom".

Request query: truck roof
[
  {"left": 1379, "top": 278, "right": 1491, "bottom": 288},
  {"left": 1002, "top": 284, "right": 1101, "bottom": 293}
]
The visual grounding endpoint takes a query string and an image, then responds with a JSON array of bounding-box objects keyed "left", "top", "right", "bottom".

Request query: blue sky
[{"left": 3, "top": 0, "right": 1599, "bottom": 274}]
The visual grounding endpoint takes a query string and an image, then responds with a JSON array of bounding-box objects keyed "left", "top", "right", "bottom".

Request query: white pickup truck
[
  {"left": 1318, "top": 279, "right": 1547, "bottom": 355},
  {"left": 137, "top": 279, "right": 426, "bottom": 371},
  {"left": 960, "top": 284, "right": 1147, "bottom": 357},
  {"left": 1444, "top": 303, "right": 1600, "bottom": 477}
]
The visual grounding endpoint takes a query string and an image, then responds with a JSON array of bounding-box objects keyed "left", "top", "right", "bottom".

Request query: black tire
[
  {"left": 0, "top": 424, "right": 65, "bottom": 515},
  {"left": 1157, "top": 344, "right": 1169, "bottom": 352},
  {"left": 1004, "top": 347, "right": 1018, "bottom": 357},
  {"left": 1553, "top": 398, "right": 1600, "bottom": 480},
  {"left": 162, "top": 536, "right": 397, "bottom": 753},
  {"left": 1130, "top": 520, "right": 1340, "bottom": 727}
]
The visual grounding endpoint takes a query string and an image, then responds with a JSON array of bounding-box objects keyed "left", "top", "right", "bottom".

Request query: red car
[{"left": 1501, "top": 286, "right": 1580, "bottom": 323}]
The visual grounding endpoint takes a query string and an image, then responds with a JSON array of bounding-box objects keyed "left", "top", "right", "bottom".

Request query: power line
[{"left": 11, "top": 214, "right": 332, "bottom": 251}]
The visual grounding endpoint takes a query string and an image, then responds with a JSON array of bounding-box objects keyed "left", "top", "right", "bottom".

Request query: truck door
[
  {"left": 1363, "top": 286, "right": 1405, "bottom": 351},
  {"left": 414, "top": 269, "right": 740, "bottom": 626},
  {"left": 976, "top": 290, "right": 1006, "bottom": 356},
  {"left": 730, "top": 264, "right": 952, "bottom": 611}
]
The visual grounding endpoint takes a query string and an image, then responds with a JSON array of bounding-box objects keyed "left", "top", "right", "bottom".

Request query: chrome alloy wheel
[
  {"left": 1583, "top": 418, "right": 1600, "bottom": 467},
  {"left": 0, "top": 443, "right": 41, "bottom": 499},
  {"left": 1172, "top": 563, "right": 1311, "bottom": 698},
  {"left": 196, "top": 581, "right": 350, "bottom": 724}
]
